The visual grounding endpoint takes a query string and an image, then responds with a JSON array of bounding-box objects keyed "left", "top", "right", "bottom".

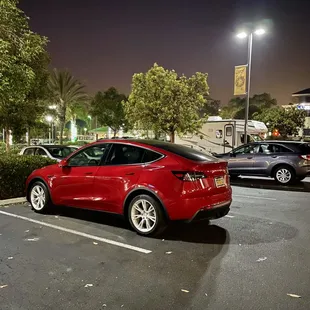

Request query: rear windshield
[
  {"left": 140, "top": 140, "right": 217, "bottom": 162},
  {"left": 299, "top": 143, "right": 310, "bottom": 154}
]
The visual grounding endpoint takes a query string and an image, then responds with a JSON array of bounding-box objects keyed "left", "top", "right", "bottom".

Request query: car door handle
[
  {"left": 84, "top": 172, "right": 93, "bottom": 175},
  {"left": 271, "top": 155, "right": 278, "bottom": 158},
  {"left": 247, "top": 156, "right": 253, "bottom": 159},
  {"left": 125, "top": 172, "right": 135, "bottom": 176}
]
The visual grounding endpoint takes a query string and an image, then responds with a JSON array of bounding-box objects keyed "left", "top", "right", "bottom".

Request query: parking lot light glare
[{"left": 237, "top": 32, "right": 247, "bottom": 39}]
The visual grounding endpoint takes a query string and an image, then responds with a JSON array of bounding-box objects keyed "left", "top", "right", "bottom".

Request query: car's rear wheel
[
  {"left": 29, "top": 181, "right": 51, "bottom": 213},
  {"left": 274, "top": 166, "right": 295, "bottom": 185},
  {"left": 128, "top": 194, "right": 167, "bottom": 236}
]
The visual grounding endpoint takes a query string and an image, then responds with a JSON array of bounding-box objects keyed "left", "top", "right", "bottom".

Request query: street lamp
[
  {"left": 45, "top": 115, "right": 53, "bottom": 144},
  {"left": 236, "top": 27, "right": 266, "bottom": 144}
]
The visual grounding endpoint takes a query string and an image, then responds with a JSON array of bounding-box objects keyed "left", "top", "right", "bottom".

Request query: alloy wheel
[
  {"left": 276, "top": 168, "right": 292, "bottom": 184},
  {"left": 130, "top": 199, "right": 157, "bottom": 233},
  {"left": 30, "top": 185, "right": 46, "bottom": 211}
]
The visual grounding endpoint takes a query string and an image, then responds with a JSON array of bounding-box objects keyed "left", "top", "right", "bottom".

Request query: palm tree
[{"left": 48, "top": 69, "right": 88, "bottom": 144}]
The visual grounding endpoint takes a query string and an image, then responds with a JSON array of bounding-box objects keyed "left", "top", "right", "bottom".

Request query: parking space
[{"left": 1, "top": 182, "right": 310, "bottom": 309}]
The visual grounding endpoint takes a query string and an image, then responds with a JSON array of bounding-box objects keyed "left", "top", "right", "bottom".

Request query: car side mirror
[
  {"left": 59, "top": 159, "right": 69, "bottom": 168},
  {"left": 230, "top": 152, "right": 235, "bottom": 157}
]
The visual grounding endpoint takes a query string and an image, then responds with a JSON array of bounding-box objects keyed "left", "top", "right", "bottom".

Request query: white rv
[{"left": 175, "top": 117, "right": 268, "bottom": 154}]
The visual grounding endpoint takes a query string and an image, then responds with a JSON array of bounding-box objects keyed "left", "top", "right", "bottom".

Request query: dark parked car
[
  {"left": 214, "top": 141, "right": 310, "bottom": 184},
  {"left": 26, "top": 140, "right": 232, "bottom": 236}
]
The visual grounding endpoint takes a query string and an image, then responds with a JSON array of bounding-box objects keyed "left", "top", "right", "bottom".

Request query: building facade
[{"left": 283, "top": 88, "right": 310, "bottom": 137}]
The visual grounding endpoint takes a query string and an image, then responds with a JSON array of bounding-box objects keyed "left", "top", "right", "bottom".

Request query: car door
[
  {"left": 253, "top": 143, "right": 293, "bottom": 176},
  {"left": 51, "top": 144, "right": 109, "bottom": 208},
  {"left": 92, "top": 143, "right": 148, "bottom": 213},
  {"left": 228, "top": 144, "right": 258, "bottom": 174},
  {"left": 251, "top": 143, "right": 274, "bottom": 175}
]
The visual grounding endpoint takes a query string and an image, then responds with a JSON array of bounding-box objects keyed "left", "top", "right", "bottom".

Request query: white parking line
[
  {"left": 233, "top": 194, "right": 276, "bottom": 201},
  {"left": 0, "top": 210, "right": 152, "bottom": 254},
  {"left": 225, "top": 215, "right": 235, "bottom": 218}
]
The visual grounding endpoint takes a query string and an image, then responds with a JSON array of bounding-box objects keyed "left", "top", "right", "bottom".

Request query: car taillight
[
  {"left": 172, "top": 171, "right": 206, "bottom": 181},
  {"left": 300, "top": 155, "right": 310, "bottom": 160}
]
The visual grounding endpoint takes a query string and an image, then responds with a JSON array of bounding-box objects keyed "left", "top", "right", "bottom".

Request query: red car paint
[{"left": 26, "top": 140, "right": 232, "bottom": 221}]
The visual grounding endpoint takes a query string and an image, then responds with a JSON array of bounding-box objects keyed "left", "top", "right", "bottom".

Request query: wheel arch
[
  {"left": 271, "top": 163, "right": 296, "bottom": 178},
  {"left": 27, "top": 177, "right": 53, "bottom": 203},
  {"left": 123, "top": 187, "right": 170, "bottom": 221}
]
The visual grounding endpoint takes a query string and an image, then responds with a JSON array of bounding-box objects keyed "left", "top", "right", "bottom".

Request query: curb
[
  {"left": 231, "top": 182, "right": 306, "bottom": 192},
  {"left": 0, "top": 197, "right": 27, "bottom": 206}
]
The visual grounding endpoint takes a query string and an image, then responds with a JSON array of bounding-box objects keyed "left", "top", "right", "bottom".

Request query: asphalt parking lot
[{"left": 1, "top": 178, "right": 310, "bottom": 310}]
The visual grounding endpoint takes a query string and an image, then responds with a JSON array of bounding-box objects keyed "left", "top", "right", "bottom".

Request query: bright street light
[
  {"left": 254, "top": 28, "right": 266, "bottom": 35},
  {"left": 236, "top": 27, "right": 266, "bottom": 144},
  {"left": 236, "top": 32, "right": 247, "bottom": 39},
  {"left": 48, "top": 105, "right": 57, "bottom": 110}
]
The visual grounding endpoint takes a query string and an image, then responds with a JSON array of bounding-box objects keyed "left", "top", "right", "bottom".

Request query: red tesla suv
[{"left": 26, "top": 140, "right": 232, "bottom": 236}]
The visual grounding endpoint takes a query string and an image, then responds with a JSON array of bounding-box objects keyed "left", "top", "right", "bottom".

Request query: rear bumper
[
  {"left": 189, "top": 201, "right": 231, "bottom": 222},
  {"left": 167, "top": 188, "right": 232, "bottom": 220}
]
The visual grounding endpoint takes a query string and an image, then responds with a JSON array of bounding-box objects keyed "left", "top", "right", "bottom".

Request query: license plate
[{"left": 214, "top": 176, "right": 225, "bottom": 188}]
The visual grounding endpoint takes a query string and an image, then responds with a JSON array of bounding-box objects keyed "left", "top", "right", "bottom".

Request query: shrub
[
  {"left": 0, "top": 143, "right": 25, "bottom": 156},
  {"left": 0, "top": 155, "right": 56, "bottom": 200}
]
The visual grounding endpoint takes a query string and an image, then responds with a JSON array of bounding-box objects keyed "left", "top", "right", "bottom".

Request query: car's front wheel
[
  {"left": 128, "top": 194, "right": 167, "bottom": 236},
  {"left": 29, "top": 181, "right": 51, "bottom": 213},
  {"left": 274, "top": 166, "right": 295, "bottom": 185}
]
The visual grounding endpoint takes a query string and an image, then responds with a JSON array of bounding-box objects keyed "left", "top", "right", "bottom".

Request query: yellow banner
[{"left": 234, "top": 65, "right": 247, "bottom": 96}]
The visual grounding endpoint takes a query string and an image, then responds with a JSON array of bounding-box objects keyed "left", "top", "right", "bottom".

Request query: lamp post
[
  {"left": 236, "top": 28, "right": 266, "bottom": 144},
  {"left": 46, "top": 115, "right": 53, "bottom": 144}
]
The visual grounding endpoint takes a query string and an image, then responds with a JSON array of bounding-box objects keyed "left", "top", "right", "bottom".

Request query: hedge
[{"left": 0, "top": 155, "right": 56, "bottom": 200}]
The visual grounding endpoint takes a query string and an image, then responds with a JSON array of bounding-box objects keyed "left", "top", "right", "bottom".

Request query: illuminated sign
[{"left": 297, "top": 104, "right": 310, "bottom": 110}]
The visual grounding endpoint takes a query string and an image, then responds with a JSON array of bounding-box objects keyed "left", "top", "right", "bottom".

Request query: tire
[
  {"left": 29, "top": 181, "right": 52, "bottom": 213},
  {"left": 128, "top": 194, "right": 167, "bottom": 236},
  {"left": 273, "top": 166, "right": 296, "bottom": 185}
]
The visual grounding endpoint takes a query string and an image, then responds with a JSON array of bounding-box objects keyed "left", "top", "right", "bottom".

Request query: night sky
[{"left": 21, "top": 0, "right": 310, "bottom": 106}]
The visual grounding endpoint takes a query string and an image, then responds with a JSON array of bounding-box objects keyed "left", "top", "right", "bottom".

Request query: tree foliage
[
  {"left": 0, "top": 0, "right": 49, "bottom": 150},
  {"left": 48, "top": 69, "right": 88, "bottom": 144},
  {"left": 199, "top": 97, "right": 220, "bottom": 118},
  {"left": 125, "top": 63, "right": 209, "bottom": 142},
  {"left": 253, "top": 106, "right": 306, "bottom": 138},
  {"left": 90, "top": 87, "right": 127, "bottom": 137},
  {"left": 220, "top": 93, "right": 277, "bottom": 119}
]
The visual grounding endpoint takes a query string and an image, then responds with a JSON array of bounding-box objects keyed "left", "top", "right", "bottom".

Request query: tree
[
  {"left": 199, "top": 97, "right": 220, "bottom": 118},
  {"left": 125, "top": 63, "right": 209, "bottom": 142},
  {"left": 253, "top": 106, "right": 306, "bottom": 138},
  {"left": 0, "top": 0, "right": 49, "bottom": 150},
  {"left": 90, "top": 87, "right": 128, "bottom": 137},
  {"left": 48, "top": 69, "right": 88, "bottom": 144},
  {"left": 220, "top": 93, "right": 277, "bottom": 120}
]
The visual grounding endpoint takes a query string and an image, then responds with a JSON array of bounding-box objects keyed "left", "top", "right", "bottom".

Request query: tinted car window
[
  {"left": 68, "top": 145, "right": 107, "bottom": 167},
  {"left": 45, "top": 146, "right": 74, "bottom": 159},
  {"left": 35, "top": 148, "right": 47, "bottom": 156},
  {"left": 299, "top": 143, "right": 310, "bottom": 154},
  {"left": 259, "top": 144, "right": 293, "bottom": 154},
  {"left": 136, "top": 141, "right": 216, "bottom": 162},
  {"left": 107, "top": 144, "right": 145, "bottom": 165},
  {"left": 234, "top": 144, "right": 258, "bottom": 155},
  {"left": 141, "top": 150, "right": 163, "bottom": 163},
  {"left": 23, "top": 148, "right": 35, "bottom": 155}
]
